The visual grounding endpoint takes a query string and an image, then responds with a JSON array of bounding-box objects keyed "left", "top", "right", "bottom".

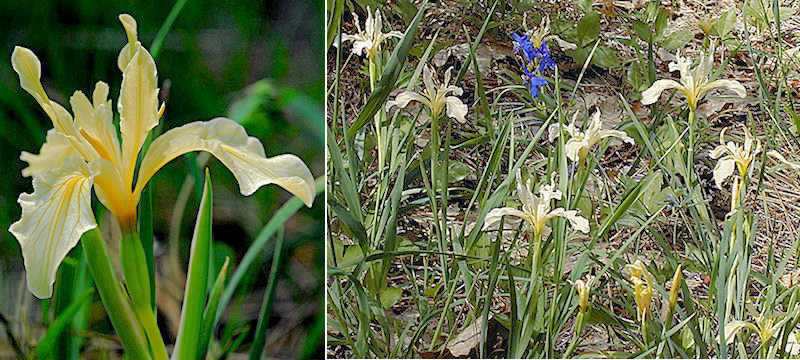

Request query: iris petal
[{"left": 9, "top": 158, "right": 96, "bottom": 298}]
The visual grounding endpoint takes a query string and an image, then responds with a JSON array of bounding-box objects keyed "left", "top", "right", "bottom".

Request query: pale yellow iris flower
[
  {"left": 709, "top": 126, "right": 761, "bottom": 190},
  {"left": 548, "top": 110, "right": 634, "bottom": 163},
  {"left": 482, "top": 170, "right": 589, "bottom": 237},
  {"left": 641, "top": 44, "right": 746, "bottom": 111},
  {"left": 570, "top": 275, "right": 594, "bottom": 313},
  {"left": 9, "top": 14, "right": 315, "bottom": 298},
  {"left": 333, "top": 6, "right": 402, "bottom": 59},
  {"left": 725, "top": 314, "right": 787, "bottom": 345},
  {"left": 625, "top": 260, "right": 654, "bottom": 322},
  {"left": 387, "top": 65, "right": 468, "bottom": 123},
  {"left": 522, "top": 15, "right": 576, "bottom": 51}
]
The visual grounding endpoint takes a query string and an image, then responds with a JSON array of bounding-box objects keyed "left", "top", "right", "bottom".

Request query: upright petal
[
  {"left": 515, "top": 169, "right": 535, "bottom": 212},
  {"left": 9, "top": 158, "right": 96, "bottom": 298},
  {"left": 117, "top": 14, "right": 160, "bottom": 187},
  {"left": 70, "top": 85, "right": 121, "bottom": 166},
  {"left": 641, "top": 79, "right": 683, "bottom": 105},
  {"left": 135, "top": 118, "right": 315, "bottom": 206},
  {"left": 11, "top": 47, "right": 95, "bottom": 160},
  {"left": 20, "top": 129, "right": 80, "bottom": 177}
]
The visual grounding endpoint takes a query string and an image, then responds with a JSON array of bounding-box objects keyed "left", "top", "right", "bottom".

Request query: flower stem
[
  {"left": 81, "top": 228, "right": 152, "bottom": 360},
  {"left": 120, "top": 229, "right": 168, "bottom": 360},
  {"left": 563, "top": 311, "right": 585, "bottom": 358}
]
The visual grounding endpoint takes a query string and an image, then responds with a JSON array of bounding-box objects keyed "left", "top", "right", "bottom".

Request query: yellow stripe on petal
[
  {"left": 8, "top": 158, "right": 96, "bottom": 298},
  {"left": 135, "top": 118, "right": 315, "bottom": 207}
]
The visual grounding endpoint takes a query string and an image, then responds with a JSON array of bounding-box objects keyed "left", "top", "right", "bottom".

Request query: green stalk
[
  {"left": 686, "top": 109, "right": 696, "bottom": 186},
  {"left": 563, "top": 311, "right": 585, "bottom": 358},
  {"left": 120, "top": 230, "right": 169, "bottom": 360},
  {"left": 81, "top": 229, "right": 151, "bottom": 360}
]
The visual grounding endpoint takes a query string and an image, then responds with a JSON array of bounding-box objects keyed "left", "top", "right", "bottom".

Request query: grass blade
[
  {"left": 35, "top": 289, "right": 94, "bottom": 359},
  {"left": 248, "top": 228, "right": 285, "bottom": 359}
]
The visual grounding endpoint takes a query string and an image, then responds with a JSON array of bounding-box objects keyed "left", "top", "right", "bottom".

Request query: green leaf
[
  {"left": 36, "top": 289, "right": 94, "bottom": 359},
  {"left": 660, "top": 30, "right": 693, "bottom": 50},
  {"left": 447, "top": 161, "right": 471, "bottom": 183},
  {"left": 341, "top": 245, "right": 365, "bottom": 268},
  {"left": 712, "top": 9, "right": 737, "bottom": 38},
  {"left": 197, "top": 257, "right": 230, "bottom": 360},
  {"left": 576, "top": 12, "right": 601, "bottom": 47},
  {"left": 173, "top": 169, "right": 214, "bottom": 360},
  {"left": 379, "top": 287, "right": 403, "bottom": 309},
  {"left": 249, "top": 229, "right": 285, "bottom": 360},
  {"left": 653, "top": 9, "right": 669, "bottom": 41},
  {"left": 631, "top": 20, "right": 652, "bottom": 42}
]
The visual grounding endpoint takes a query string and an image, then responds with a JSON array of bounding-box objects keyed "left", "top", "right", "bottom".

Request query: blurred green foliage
[{"left": 0, "top": 0, "right": 323, "bottom": 357}]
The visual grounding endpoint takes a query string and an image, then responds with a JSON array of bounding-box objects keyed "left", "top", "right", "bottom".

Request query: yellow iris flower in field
[
  {"left": 625, "top": 260, "right": 654, "bottom": 322},
  {"left": 570, "top": 275, "right": 593, "bottom": 313},
  {"left": 641, "top": 44, "right": 746, "bottom": 111},
  {"left": 709, "top": 126, "right": 761, "bottom": 190},
  {"left": 388, "top": 65, "right": 468, "bottom": 123},
  {"left": 548, "top": 110, "right": 634, "bottom": 163},
  {"left": 725, "top": 315, "right": 787, "bottom": 345},
  {"left": 9, "top": 14, "right": 315, "bottom": 298},
  {"left": 333, "top": 6, "right": 402, "bottom": 59},
  {"left": 482, "top": 170, "right": 589, "bottom": 237}
]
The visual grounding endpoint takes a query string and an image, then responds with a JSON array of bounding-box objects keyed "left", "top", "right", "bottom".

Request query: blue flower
[
  {"left": 523, "top": 67, "right": 548, "bottom": 98},
  {"left": 512, "top": 33, "right": 536, "bottom": 62},
  {"left": 535, "top": 41, "right": 556, "bottom": 73}
]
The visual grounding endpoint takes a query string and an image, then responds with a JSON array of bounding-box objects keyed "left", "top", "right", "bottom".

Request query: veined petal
[
  {"left": 117, "top": 14, "right": 160, "bottom": 188},
  {"left": 20, "top": 129, "right": 80, "bottom": 177},
  {"left": 710, "top": 144, "right": 727, "bottom": 159},
  {"left": 135, "top": 118, "right": 315, "bottom": 206},
  {"left": 483, "top": 207, "right": 529, "bottom": 230},
  {"left": 422, "top": 65, "right": 435, "bottom": 96},
  {"left": 700, "top": 79, "right": 746, "bottom": 99},
  {"left": 9, "top": 158, "right": 96, "bottom": 298},
  {"left": 641, "top": 79, "right": 683, "bottom": 105},
  {"left": 713, "top": 156, "right": 736, "bottom": 189},
  {"left": 515, "top": 170, "right": 535, "bottom": 212},
  {"left": 444, "top": 96, "right": 467, "bottom": 123},
  {"left": 547, "top": 123, "right": 562, "bottom": 142}
]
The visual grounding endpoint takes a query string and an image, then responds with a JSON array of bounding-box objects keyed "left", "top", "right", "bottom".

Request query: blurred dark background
[{"left": 0, "top": 0, "right": 323, "bottom": 358}]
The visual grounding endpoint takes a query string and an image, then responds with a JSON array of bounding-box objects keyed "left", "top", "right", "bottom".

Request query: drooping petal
[
  {"left": 547, "top": 123, "right": 562, "bottom": 142},
  {"left": 483, "top": 207, "right": 529, "bottom": 230},
  {"left": 768, "top": 150, "right": 800, "bottom": 170},
  {"left": 8, "top": 158, "right": 96, "bottom": 298},
  {"left": 135, "top": 118, "right": 315, "bottom": 207},
  {"left": 445, "top": 96, "right": 467, "bottom": 123},
  {"left": 117, "top": 14, "right": 160, "bottom": 188},
  {"left": 598, "top": 129, "right": 635, "bottom": 144},
  {"left": 724, "top": 321, "right": 758, "bottom": 344},
  {"left": 548, "top": 208, "right": 590, "bottom": 233},
  {"left": 699, "top": 79, "right": 747, "bottom": 99},
  {"left": 641, "top": 79, "right": 683, "bottom": 105},
  {"left": 387, "top": 90, "right": 428, "bottom": 110},
  {"left": 709, "top": 144, "right": 728, "bottom": 159},
  {"left": 713, "top": 156, "right": 736, "bottom": 189},
  {"left": 20, "top": 129, "right": 80, "bottom": 177}
]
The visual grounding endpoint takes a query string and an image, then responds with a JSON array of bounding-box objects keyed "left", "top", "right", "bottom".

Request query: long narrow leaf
[{"left": 173, "top": 169, "right": 214, "bottom": 360}]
